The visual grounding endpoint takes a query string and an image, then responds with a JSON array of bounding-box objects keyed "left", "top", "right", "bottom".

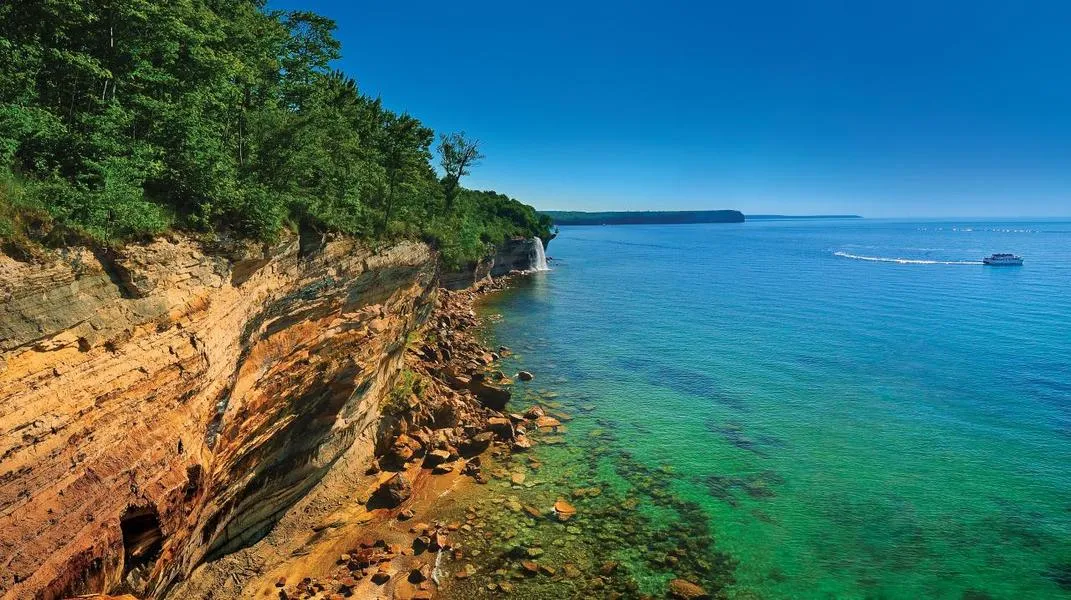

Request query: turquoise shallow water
[{"left": 479, "top": 219, "right": 1071, "bottom": 599}]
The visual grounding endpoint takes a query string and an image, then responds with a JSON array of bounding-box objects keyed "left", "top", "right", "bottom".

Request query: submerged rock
[
  {"left": 523, "top": 405, "right": 545, "bottom": 419},
  {"left": 553, "top": 498, "right": 577, "bottom": 521},
  {"left": 669, "top": 578, "right": 710, "bottom": 599},
  {"left": 520, "top": 560, "right": 540, "bottom": 576},
  {"left": 534, "top": 415, "right": 561, "bottom": 429}
]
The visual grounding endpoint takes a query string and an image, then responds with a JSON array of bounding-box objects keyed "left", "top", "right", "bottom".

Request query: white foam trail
[
  {"left": 834, "top": 251, "right": 982, "bottom": 265},
  {"left": 431, "top": 548, "right": 444, "bottom": 586},
  {"left": 529, "top": 237, "right": 550, "bottom": 271}
]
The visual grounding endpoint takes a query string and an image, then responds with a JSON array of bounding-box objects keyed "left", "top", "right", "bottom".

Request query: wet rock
[
  {"left": 523, "top": 405, "right": 545, "bottom": 419},
  {"left": 431, "top": 531, "right": 449, "bottom": 550},
  {"left": 517, "top": 370, "right": 534, "bottom": 381},
  {"left": 459, "top": 432, "right": 494, "bottom": 456},
  {"left": 669, "top": 578, "right": 710, "bottom": 599},
  {"left": 512, "top": 435, "right": 532, "bottom": 450},
  {"left": 424, "top": 448, "right": 451, "bottom": 467},
  {"left": 412, "top": 535, "right": 431, "bottom": 554},
  {"left": 432, "top": 462, "right": 454, "bottom": 474},
  {"left": 471, "top": 379, "right": 511, "bottom": 410},
  {"left": 384, "top": 436, "right": 418, "bottom": 467},
  {"left": 520, "top": 560, "right": 540, "bottom": 576},
  {"left": 399, "top": 508, "right": 416, "bottom": 520},
  {"left": 510, "top": 472, "right": 526, "bottom": 485},
  {"left": 372, "top": 473, "right": 412, "bottom": 507},
  {"left": 486, "top": 417, "right": 514, "bottom": 439},
  {"left": 522, "top": 505, "right": 542, "bottom": 519},
  {"left": 409, "top": 563, "right": 432, "bottom": 583}
]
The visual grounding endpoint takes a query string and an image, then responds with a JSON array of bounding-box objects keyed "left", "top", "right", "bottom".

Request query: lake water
[{"left": 474, "top": 219, "right": 1071, "bottom": 599}]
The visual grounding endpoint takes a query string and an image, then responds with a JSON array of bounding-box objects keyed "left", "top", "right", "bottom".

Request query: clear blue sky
[{"left": 274, "top": 0, "right": 1071, "bottom": 217}]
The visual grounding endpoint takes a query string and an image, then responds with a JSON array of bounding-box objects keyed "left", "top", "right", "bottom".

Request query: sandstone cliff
[
  {"left": 0, "top": 235, "right": 438, "bottom": 599},
  {"left": 440, "top": 236, "right": 550, "bottom": 290}
]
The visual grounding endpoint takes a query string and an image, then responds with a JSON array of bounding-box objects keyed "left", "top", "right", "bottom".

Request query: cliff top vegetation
[{"left": 0, "top": 2, "right": 552, "bottom": 266}]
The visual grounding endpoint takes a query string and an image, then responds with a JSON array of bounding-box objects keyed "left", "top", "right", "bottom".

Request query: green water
[{"left": 454, "top": 219, "right": 1071, "bottom": 599}]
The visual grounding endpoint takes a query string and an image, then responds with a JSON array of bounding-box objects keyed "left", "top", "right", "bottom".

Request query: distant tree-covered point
[
  {"left": 543, "top": 210, "right": 745, "bottom": 226},
  {"left": 746, "top": 214, "right": 862, "bottom": 220}
]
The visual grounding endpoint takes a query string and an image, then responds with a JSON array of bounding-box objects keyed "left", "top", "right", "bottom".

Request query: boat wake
[{"left": 834, "top": 252, "right": 982, "bottom": 265}]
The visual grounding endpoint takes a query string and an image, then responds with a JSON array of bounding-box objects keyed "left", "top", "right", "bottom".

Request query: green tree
[
  {"left": 379, "top": 113, "right": 434, "bottom": 233},
  {"left": 437, "top": 131, "right": 484, "bottom": 209}
]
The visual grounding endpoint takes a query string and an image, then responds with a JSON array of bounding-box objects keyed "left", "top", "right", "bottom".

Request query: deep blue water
[{"left": 482, "top": 219, "right": 1071, "bottom": 598}]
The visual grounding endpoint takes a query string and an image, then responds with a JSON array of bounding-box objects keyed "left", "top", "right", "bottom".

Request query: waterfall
[{"left": 530, "top": 237, "right": 550, "bottom": 271}]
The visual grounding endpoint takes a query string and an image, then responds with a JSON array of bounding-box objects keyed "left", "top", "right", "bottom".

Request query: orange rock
[
  {"left": 534, "top": 416, "right": 561, "bottom": 429},
  {"left": 553, "top": 498, "right": 577, "bottom": 514},
  {"left": 669, "top": 578, "right": 710, "bottom": 599}
]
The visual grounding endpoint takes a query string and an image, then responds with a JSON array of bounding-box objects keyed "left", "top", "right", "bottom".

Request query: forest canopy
[{"left": 0, "top": 1, "right": 551, "bottom": 266}]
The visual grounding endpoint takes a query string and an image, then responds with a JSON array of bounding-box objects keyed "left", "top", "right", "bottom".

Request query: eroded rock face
[
  {"left": 0, "top": 235, "right": 436, "bottom": 600},
  {"left": 440, "top": 237, "right": 549, "bottom": 290}
]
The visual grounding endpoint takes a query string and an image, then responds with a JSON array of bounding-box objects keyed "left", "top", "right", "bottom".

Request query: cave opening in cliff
[{"left": 118, "top": 505, "right": 164, "bottom": 591}]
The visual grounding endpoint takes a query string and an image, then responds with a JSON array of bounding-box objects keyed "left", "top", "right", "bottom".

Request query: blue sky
[{"left": 274, "top": 1, "right": 1071, "bottom": 217}]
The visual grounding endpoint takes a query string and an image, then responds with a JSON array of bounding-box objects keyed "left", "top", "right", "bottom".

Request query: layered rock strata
[{"left": 0, "top": 235, "right": 437, "bottom": 599}]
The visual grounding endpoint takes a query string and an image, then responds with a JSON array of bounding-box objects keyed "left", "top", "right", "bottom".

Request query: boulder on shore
[
  {"left": 372, "top": 473, "right": 412, "bottom": 508},
  {"left": 423, "top": 448, "right": 451, "bottom": 467},
  {"left": 459, "top": 432, "right": 494, "bottom": 456},
  {"left": 470, "top": 379, "right": 511, "bottom": 410},
  {"left": 486, "top": 416, "right": 514, "bottom": 439}
]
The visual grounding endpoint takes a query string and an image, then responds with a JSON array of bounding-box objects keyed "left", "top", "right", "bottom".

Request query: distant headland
[
  {"left": 543, "top": 210, "right": 745, "bottom": 225},
  {"left": 542, "top": 210, "right": 862, "bottom": 226},
  {"left": 746, "top": 214, "right": 863, "bottom": 220}
]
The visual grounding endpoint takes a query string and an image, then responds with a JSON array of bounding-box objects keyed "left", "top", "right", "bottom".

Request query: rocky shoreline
[
  {"left": 170, "top": 274, "right": 722, "bottom": 600},
  {"left": 158, "top": 275, "right": 582, "bottom": 600},
  {"left": 4, "top": 238, "right": 725, "bottom": 600}
]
